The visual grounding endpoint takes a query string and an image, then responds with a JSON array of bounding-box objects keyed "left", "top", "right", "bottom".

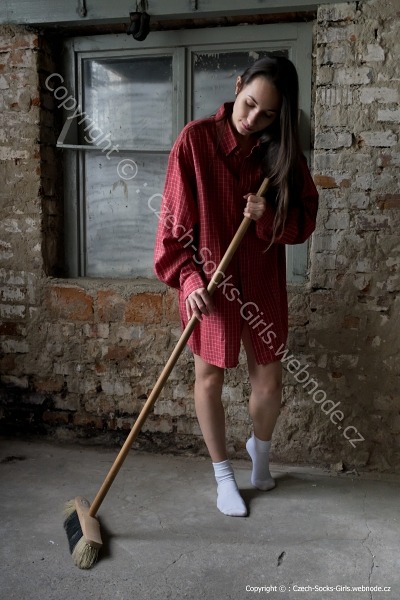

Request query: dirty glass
[
  {"left": 82, "top": 56, "right": 173, "bottom": 149},
  {"left": 192, "top": 50, "right": 288, "bottom": 120},
  {"left": 81, "top": 56, "right": 172, "bottom": 277},
  {"left": 85, "top": 151, "right": 166, "bottom": 277}
]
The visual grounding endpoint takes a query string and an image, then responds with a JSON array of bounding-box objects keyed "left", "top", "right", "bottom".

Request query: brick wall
[
  {"left": 0, "top": 1, "right": 399, "bottom": 472},
  {"left": 0, "top": 26, "right": 42, "bottom": 398},
  {"left": 304, "top": 0, "right": 400, "bottom": 471}
]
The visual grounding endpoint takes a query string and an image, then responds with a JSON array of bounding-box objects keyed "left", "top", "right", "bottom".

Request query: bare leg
[
  {"left": 242, "top": 325, "right": 282, "bottom": 440},
  {"left": 193, "top": 354, "right": 226, "bottom": 462},
  {"left": 242, "top": 324, "right": 282, "bottom": 490},
  {"left": 194, "top": 354, "right": 247, "bottom": 516}
]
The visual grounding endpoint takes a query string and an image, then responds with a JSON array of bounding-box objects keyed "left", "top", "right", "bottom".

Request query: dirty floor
[{"left": 0, "top": 438, "right": 399, "bottom": 600}]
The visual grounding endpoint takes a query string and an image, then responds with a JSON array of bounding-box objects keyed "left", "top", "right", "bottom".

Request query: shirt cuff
[{"left": 181, "top": 271, "right": 206, "bottom": 300}]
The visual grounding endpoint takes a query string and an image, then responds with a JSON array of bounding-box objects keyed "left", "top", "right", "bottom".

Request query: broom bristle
[
  {"left": 72, "top": 536, "right": 100, "bottom": 569},
  {"left": 63, "top": 499, "right": 99, "bottom": 569},
  {"left": 64, "top": 500, "right": 76, "bottom": 519}
]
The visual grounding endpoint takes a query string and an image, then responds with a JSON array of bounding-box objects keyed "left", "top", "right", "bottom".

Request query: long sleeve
[
  {"left": 255, "top": 157, "right": 319, "bottom": 245},
  {"left": 152, "top": 103, "right": 308, "bottom": 368},
  {"left": 154, "top": 129, "right": 205, "bottom": 299}
]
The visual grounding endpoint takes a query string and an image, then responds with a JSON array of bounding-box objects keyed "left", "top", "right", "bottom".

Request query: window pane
[
  {"left": 82, "top": 56, "right": 173, "bottom": 149},
  {"left": 84, "top": 151, "right": 167, "bottom": 277},
  {"left": 192, "top": 50, "right": 288, "bottom": 119}
]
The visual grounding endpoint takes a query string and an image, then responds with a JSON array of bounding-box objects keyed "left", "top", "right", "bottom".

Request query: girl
[{"left": 154, "top": 55, "right": 318, "bottom": 517}]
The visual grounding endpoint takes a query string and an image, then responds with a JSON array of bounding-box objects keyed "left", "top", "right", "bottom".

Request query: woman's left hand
[{"left": 243, "top": 193, "right": 266, "bottom": 221}]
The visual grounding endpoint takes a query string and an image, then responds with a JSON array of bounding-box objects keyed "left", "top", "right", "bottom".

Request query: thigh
[{"left": 241, "top": 324, "right": 282, "bottom": 390}]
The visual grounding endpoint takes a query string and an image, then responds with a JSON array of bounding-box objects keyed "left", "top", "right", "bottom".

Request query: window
[
  {"left": 82, "top": 55, "right": 173, "bottom": 277},
  {"left": 59, "top": 22, "right": 313, "bottom": 281}
]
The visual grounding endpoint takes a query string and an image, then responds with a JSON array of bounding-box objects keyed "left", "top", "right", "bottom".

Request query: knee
[
  {"left": 195, "top": 364, "right": 224, "bottom": 394},
  {"left": 252, "top": 375, "right": 282, "bottom": 402}
]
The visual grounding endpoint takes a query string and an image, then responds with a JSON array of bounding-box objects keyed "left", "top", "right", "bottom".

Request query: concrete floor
[{"left": 0, "top": 438, "right": 399, "bottom": 600}]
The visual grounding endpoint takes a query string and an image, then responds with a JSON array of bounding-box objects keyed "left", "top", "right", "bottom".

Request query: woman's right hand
[{"left": 185, "top": 287, "right": 214, "bottom": 321}]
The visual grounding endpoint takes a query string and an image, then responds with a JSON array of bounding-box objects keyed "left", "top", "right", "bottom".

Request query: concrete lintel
[{"left": 1, "top": 0, "right": 335, "bottom": 27}]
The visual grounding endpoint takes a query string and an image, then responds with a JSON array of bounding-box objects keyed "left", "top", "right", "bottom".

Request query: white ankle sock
[
  {"left": 212, "top": 460, "right": 247, "bottom": 517},
  {"left": 246, "top": 434, "right": 275, "bottom": 491}
]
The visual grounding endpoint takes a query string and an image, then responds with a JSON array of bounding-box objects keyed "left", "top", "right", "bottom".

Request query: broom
[{"left": 64, "top": 178, "right": 270, "bottom": 569}]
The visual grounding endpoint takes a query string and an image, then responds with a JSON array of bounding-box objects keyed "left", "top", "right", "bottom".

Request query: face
[{"left": 231, "top": 75, "right": 281, "bottom": 137}]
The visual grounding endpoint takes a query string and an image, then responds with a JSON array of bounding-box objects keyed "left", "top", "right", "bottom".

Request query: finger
[
  {"left": 244, "top": 199, "right": 258, "bottom": 217},
  {"left": 185, "top": 298, "right": 192, "bottom": 321},
  {"left": 250, "top": 195, "right": 266, "bottom": 207},
  {"left": 185, "top": 287, "right": 214, "bottom": 321},
  {"left": 187, "top": 294, "right": 206, "bottom": 321},
  {"left": 187, "top": 300, "right": 202, "bottom": 321},
  {"left": 243, "top": 194, "right": 259, "bottom": 220},
  {"left": 244, "top": 204, "right": 264, "bottom": 221},
  {"left": 195, "top": 289, "right": 214, "bottom": 315},
  {"left": 191, "top": 301, "right": 203, "bottom": 321}
]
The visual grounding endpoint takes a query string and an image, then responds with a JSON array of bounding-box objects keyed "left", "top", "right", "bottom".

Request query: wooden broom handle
[{"left": 89, "top": 177, "right": 270, "bottom": 516}]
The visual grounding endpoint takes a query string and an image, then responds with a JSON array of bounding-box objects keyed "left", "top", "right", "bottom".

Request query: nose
[
  {"left": 247, "top": 108, "right": 260, "bottom": 127},
  {"left": 247, "top": 110, "right": 256, "bottom": 126}
]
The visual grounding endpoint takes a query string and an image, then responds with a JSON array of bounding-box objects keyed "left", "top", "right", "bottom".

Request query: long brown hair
[{"left": 239, "top": 55, "right": 303, "bottom": 244}]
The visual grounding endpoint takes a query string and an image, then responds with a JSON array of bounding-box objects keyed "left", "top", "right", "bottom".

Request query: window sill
[{"left": 46, "top": 276, "right": 167, "bottom": 295}]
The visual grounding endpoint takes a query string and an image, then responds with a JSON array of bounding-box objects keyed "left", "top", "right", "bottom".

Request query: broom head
[{"left": 63, "top": 496, "right": 102, "bottom": 569}]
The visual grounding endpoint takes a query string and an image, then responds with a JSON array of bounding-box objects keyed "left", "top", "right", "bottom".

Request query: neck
[
  {"left": 237, "top": 134, "right": 256, "bottom": 154},
  {"left": 227, "top": 111, "right": 258, "bottom": 155}
]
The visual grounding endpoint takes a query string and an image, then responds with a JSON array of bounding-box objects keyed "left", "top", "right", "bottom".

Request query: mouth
[{"left": 241, "top": 121, "right": 252, "bottom": 133}]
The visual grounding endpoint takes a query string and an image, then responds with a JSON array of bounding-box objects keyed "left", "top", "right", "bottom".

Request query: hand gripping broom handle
[{"left": 89, "top": 177, "right": 270, "bottom": 517}]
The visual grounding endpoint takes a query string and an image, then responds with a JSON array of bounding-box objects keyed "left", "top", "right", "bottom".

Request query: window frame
[{"left": 60, "top": 22, "right": 313, "bottom": 281}]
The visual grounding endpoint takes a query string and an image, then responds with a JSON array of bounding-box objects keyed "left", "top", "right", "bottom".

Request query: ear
[{"left": 235, "top": 76, "right": 242, "bottom": 96}]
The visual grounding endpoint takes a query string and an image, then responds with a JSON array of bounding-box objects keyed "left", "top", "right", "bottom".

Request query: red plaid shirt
[{"left": 154, "top": 103, "right": 318, "bottom": 368}]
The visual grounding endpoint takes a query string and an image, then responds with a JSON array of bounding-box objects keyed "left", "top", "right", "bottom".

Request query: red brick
[
  {"left": 164, "top": 288, "right": 180, "bottom": 322},
  {"left": 104, "top": 346, "right": 131, "bottom": 361},
  {"left": 331, "top": 371, "right": 343, "bottom": 379},
  {"left": 0, "top": 35, "right": 39, "bottom": 52},
  {"left": 314, "top": 174, "right": 338, "bottom": 188},
  {"left": 125, "top": 293, "right": 163, "bottom": 323},
  {"left": 97, "top": 290, "right": 126, "bottom": 322},
  {"left": 43, "top": 411, "right": 70, "bottom": 426},
  {"left": 342, "top": 315, "right": 360, "bottom": 329},
  {"left": 377, "top": 194, "right": 400, "bottom": 209},
  {"left": 0, "top": 354, "right": 17, "bottom": 372},
  {"left": 34, "top": 376, "right": 64, "bottom": 393},
  {"left": 73, "top": 413, "right": 104, "bottom": 429},
  {"left": 95, "top": 362, "right": 107, "bottom": 374},
  {"left": 45, "top": 286, "right": 93, "bottom": 321},
  {"left": 0, "top": 322, "right": 20, "bottom": 336},
  {"left": 377, "top": 153, "right": 392, "bottom": 167}
]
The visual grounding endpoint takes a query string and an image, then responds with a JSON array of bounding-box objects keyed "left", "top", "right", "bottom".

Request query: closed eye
[{"left": 246, "top": 100, "right": 276, "bottom": 120}]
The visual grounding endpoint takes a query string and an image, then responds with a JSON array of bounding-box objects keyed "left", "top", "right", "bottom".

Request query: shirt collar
[
  {"left": 214, "top": 102, "right": 238, "bottom": 156},
  {"left": 215, "top": 102, "right": 262, "bottom": 157}
]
